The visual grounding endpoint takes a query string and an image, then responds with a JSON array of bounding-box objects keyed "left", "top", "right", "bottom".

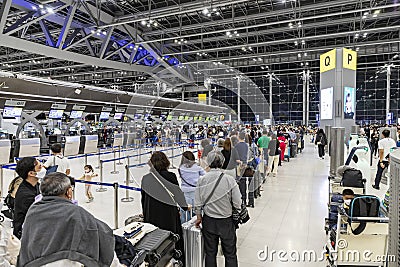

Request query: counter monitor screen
[
  {"left": 134, "top": 114, "right": 142, "bottom": 120},
  {"left": 99, "top": 112, "right": 110, "bottom": 120},
  {"left": 160, "top": 115, "right": 166, "bottom": 121},
  {"left": 70, "top": 110, "right": 83, "bottom": 119},
  {"left": 178, "top": 116, "right": 184, "bottom": 121},
  {"left": 114, "top": 113, "right": 123, "bottom": 120},
  {"left": 3, "top": 106, "right": 23, "bottom": 118},
  {"left": 198, "top": 117, "right": 203, "bottom": 121},
  {"left": 49, "top": 109, "right": 64, "bottom": 119},
  {"left": 167, "top": 115, "right": 173, "bottom": 121},
  {"left": 194, "top": 117, "right": 198, "bottom": 121},
  {"left": 184, "top": 116, "right": 190, "bottom": 121}
]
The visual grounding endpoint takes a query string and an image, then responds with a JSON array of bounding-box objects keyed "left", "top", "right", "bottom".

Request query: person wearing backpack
[
  {"left": 3, "top": 176, "right": 23, "bottom": 219},
  {"left": 43, "top": 143, "right": 71, "bottom": 176},
  {"left": 372, "top": 129, "right": 397, "bottom": 190}
]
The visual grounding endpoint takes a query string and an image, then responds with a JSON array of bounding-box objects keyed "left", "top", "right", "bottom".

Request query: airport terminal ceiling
[{"left": 0, "top": 0, "right": 399, "bottom": 123}]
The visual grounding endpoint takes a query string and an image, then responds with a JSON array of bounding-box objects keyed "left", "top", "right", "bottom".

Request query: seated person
[
  {"left": 18, "top": 172, "right": 119, "bottom": 267},
  {"left": 342, "top": 189, "right": 355, "bottom": 213}
]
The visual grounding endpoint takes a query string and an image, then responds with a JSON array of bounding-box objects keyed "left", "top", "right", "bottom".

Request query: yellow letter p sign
[
  {"left": 343, "top": 48, "right": 357, "bottom": 71},
  {"left": 320, "top": 49, "right": 336, "bottom": 73}
]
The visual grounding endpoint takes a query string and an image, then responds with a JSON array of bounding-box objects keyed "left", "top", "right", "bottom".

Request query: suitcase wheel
[
  {"left": 171, "top": 233, "right": 180, "bottom": 243},
  {"left": 148, "top": 253, "right": 161, "bottom": 265},
  {"left": 172, "top": 249, "right": 182, "bottom": 259},
  {"left": 174, "top": 260, "right": 183, "bottom": 267}
]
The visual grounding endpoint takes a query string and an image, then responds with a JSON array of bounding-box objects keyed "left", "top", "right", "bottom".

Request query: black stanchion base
[
  {"left": 129, "top": 179, "right": 134, "bottom": 183},
  {"left": 117, "top": 162, "right": 124, "bottom": 165},
  {"left": 110, "top": 171, "right": 120, "bottom": 174},
  {"left": 95, "top": 166, "right": 100, "bottom": 169},
  {"left": 96, "top": 187, "right": 107, "bottom": 192},
  {"left": 121, "top": 197, "right": 134, "bottom": 202}
]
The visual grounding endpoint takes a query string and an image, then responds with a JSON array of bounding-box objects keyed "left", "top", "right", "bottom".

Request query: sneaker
[
  {"left": 86, "top": 199, "right": 91, "bottom": 203},
  {"left": 372, "top": 185, "right": 380, "bottom": 190},
  {"left": 322, "top": 157, "right": 325, "bottom": 159},
  {"left": 273, "top": 173, "right": 277, "bottom": 177}
]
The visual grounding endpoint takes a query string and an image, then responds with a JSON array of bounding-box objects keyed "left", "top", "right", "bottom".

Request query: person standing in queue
[
  {"left": 194, "top": 151, "right": 242, "bottom": 267},
  {"left": 373, "top": 129, "right": 397, "bottom": 190},
  {"left": 13, "top": 157, "right": 42, "bottom": 239},
  {"left": 141, "top": 151, "right": 190, "bottom": 265}
]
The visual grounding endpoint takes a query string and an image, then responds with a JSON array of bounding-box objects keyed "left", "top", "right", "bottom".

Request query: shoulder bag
[
  {"left": 46, "top": 156, "right": 58, "bottom": 175},
  {"left": 178, "top": 169, "right": 197, "bottom": 187}
]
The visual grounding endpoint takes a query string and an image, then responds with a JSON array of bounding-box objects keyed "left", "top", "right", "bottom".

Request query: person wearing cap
[{"left": 194, "top": 151, "right": 242, "bottom": 267}]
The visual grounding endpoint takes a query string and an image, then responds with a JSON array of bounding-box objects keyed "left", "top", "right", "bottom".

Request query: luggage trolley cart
[
  {"left": 325, "top": 206, "right": 389, "bottom": 267},
  {"left": 325, "top": 146, "right": 368, "bottom": 234}
]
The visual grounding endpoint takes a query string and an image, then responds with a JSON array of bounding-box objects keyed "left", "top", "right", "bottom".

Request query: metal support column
[
  {"left": 386, "top": 65, "right": 391, "bottom": 123},
  {"left": 237, "top": 77, "right": 241, "bottom": 122},
  {"left": 269, "top": 74, "right": 273, "bottom": 119},
  {"left": 302, "top": 70, "right": 306, "bottom": 125},
  {"left": 306, "top": 70, "right": 310, "bottom": 126},
  {"left": 157, "top": 82, "right": 160, "bottom": 97}
]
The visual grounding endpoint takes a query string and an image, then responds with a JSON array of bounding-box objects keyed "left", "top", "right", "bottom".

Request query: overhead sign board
[
  {"left": 115, "top": 108, "right": 126, "bottom": 113},
  {"left": 5, "top": 100, "right": 26, "bottom": 107},
  {"left": 72, "top": 105, "right": 86, "bottom": 111},
  {"left": 51, "top": 103, "right": 67, "bottom": 110},
  {"left": 343, "top": 48, "right": 357, "bottom": 71},
  {"left": 102, "top": 107, "right": 113, "bottom": 112},
  {"left": 320, "top": 49, "right": 336, "bottom": 73}
]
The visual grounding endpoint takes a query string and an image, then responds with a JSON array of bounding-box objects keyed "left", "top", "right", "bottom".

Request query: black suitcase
[{"left": 133, "top": 229, "right": 181, "bottom": 267}]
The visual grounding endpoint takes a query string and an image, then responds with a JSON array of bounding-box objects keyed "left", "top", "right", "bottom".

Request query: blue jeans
[{"left": 180, "top": 191, "right": 195, "bottom": 223}]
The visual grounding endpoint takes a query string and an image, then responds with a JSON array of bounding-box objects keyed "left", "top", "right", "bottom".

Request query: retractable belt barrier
[{"left": 75, "top": 179, "right": 141, "bottom": 229}]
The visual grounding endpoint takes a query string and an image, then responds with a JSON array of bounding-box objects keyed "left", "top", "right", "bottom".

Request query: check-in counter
[
  {"left": 79, "top": 135, "right": 98, "bottom": 154},
  {"left": 113, "top": 133, "right": 124, "bottom": 147},
  {"left": 14, "top": 138, "right": 41, "bottom": 158},
  {"left": 64, "top": 136, "right": 81, "bottom": 156},
  {"left": 0, "top": 140, "right": 11, "bottom": 165}
]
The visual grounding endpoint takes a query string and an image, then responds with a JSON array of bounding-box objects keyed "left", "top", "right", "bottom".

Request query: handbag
[
  {"left": 46, "top": 156, "right": 58, "bottom": 175},
  {"left": 232, "top": 203, "right": 250, "bottom": 227}
]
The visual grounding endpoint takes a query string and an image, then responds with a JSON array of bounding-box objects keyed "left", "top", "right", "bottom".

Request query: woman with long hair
[{"left": 221, "top": 137, "right": 240, "bottom": 178}]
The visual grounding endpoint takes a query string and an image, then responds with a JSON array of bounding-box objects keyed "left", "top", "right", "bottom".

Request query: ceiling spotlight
[
  {"left": 141, "top": 20, "right": 147, "bottom": 25},
  {"left": 38, "top": 4, "right": 44, "bottom": 8},
  {"left": 202, "top": 8, "right": 209, "bottom": 15},
  {"left": 153, "top": 22, "right": 158, "bottom": 27},
  {"left": 294, "top": 41, "right": 298, "bottom": 45},
  {"left": 393, "top": 54, "right": 399, "bottom": 59},
  {"left": 74, "top": 88, "right": 82, "bottom": 95},
  {"left": 297, "top": 22, "right": 302, "bottom": 27},
  {"left": 174, "top": 40, "right": 178, "bottom": 43},
  {"left": 102, "top": 31, "right": 107, "bottom": 35},
  {"left": 298, "top": 53, "right": 301, "bottom": 58},
  {"left": 304, "top": 52, "right": 308, "bottom": 56},
  {"left": 46, "top": 7, "right": 54, "bottom": 13},
  {"left": 301, "top": 40, "right": 305, "bottom": 45},
  {"left": 226, "top": 31, "right": 231, "bottom": 36},
  {"left": 207, "top": 13, "right": 211, "bottom": 17},
  {"left": 212, "top": 8, "right": 217, "bottom": 12},
  {"left": 363, "top": 33, "right": 368, "bottom": 37},
  {"left": 32, "top": 6, "right": 37, "bottom": 10},
  {"left": 216, "top": 11, "right": 220, "bottom": 15},
  {"left": 261, "top": 66, "right": 265, "bottom": 69},
  {"left": 356, "top": 47, "right": 360, "bottom": 51}
]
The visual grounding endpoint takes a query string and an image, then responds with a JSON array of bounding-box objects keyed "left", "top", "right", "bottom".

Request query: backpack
[
  {"left": 348, "top": 195, "right": 380, "bottom": 235},
  {"left": 46, "top": 156, "right": 58, "bottom": 175},
  {"left": 4, "top": 177, "right": 23, "bottom": 219},
  {"left": 341, "top": 168, "right": 364, "bottom": 188}
]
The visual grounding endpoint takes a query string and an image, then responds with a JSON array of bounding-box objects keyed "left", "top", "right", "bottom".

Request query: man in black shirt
[{"left": 14, "top": 157, "right": 42, "bottom": 239}]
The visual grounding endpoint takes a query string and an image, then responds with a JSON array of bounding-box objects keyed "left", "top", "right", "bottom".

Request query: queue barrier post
[
  {"left": 170, "top": 147, "right": 176, "bottom": 169},
  {"left": 117, "top": 146, "right": 123, "bottom": 165},
  {"left": 96, "top": 161, "right": 107, "bottom": 192},
  {"left": 96, "top": 148, "right": 101, "bottom": 169},
  {"left": 121, "top": 165, "right": 134, "bottom": 203},
  {"left": 113, "top": 182, "right": 119, "bottom": 229},
  {"left": 127, "top": 156, "right": 134, "bottom": 183},
  {"left": 84, "top": 154, "right": 88, "bottom": 166},
  {"left": 110, "top": 149, "right": 119, "bottom": 174}
]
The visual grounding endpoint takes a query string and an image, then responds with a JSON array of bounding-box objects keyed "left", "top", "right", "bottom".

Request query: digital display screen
[
  {"left": 344, "top": 86, "right": 355, "bottom": 120},
  {"left": 205, "top": 117, "right": 210, "bottom": 121},
  {"left": 160, "top": 115, "right": 166, "bottom": 121},
  {"left": 134, "top": 114, "right": 142, "bottom": 120},
  {"left": 198, "top": 117, "right": 203, "bottom": 121},
  {"left": 70, "top": 110, "right": 83, "bottom": 119},
  {"left": 114, "top": 113, "right": 123, "bottom": 120},
  {"left": 99, "top": 112, "right": 110, "bottom": 120},
  {"left": 320, "top": 87, "right": 333, "bottom": 120},
  {"left": 49, "top": 109, "right": 64, "bottom": 119},
  {"left": 184, "top": 116, "right": 189, "bottom": 121},
  {"left": 3, "top": 106, "right": 23, "bottom": 118},
  {"left": 220, "top": 115, "right": 225, "bottom": 121},
  {"left": 178, "top": 116, "right": 184, "bottom": 121},
  {"left": 194, "top": 117, "right": 198, "bottom": 121},
  {"left": 167, "top": 115, "right": 173, "bottom": 121}
]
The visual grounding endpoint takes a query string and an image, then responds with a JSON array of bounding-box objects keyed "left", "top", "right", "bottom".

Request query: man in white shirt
[
  {"left": 373, "top": 130, "right": 397, "bottom": 190},
  {"left": 44, "top": 143, "right": 71, "bottom": 175}
]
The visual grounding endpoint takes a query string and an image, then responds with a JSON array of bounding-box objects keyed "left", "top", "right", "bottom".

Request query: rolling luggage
[
  {"left": 133, "top": 229, "right": 181, "bottom": 267},
  {"left": 253, "top": 170, "right": 262, "bottom": 199},
  {"left": 182, "top": 219, "right": 205, "bottom": 267}
]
